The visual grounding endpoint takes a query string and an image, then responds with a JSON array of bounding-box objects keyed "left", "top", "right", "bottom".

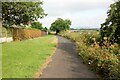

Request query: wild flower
[
  {"left": 60, "top": 31, "right": 120, "bottom": 79},
  {"left": 103, "top": 37, "right": 107, "bottom": 40}
]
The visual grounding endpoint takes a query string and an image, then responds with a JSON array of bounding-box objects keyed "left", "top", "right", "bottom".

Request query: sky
[{"left": 38, "top": 0, "right": 114, "bottom": 29}]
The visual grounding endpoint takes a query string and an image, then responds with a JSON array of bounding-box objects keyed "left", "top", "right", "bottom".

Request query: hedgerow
[{"left": 60, "top": 31, "right": 120, "bottom": 79}]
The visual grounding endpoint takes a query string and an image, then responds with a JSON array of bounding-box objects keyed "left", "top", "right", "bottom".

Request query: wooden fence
[{"left": 11, "top": 27, "right": 47, "bottom": 41}]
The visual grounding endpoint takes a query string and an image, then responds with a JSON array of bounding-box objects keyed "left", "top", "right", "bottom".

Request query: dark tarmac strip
[{"left": 40, "top": 36, "right": 98, "bottom": 79}]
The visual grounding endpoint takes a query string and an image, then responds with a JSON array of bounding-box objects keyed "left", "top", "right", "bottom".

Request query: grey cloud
[
  {"left": 43, "top": 0, "right": 112, "bottom": 17},
  {"left": 40, "top": 0, "right": 113, "bottom": 28}
]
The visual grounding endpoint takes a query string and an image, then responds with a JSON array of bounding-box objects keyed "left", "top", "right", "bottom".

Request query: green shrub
[{"left": 60, "top": 31, "right": 120, "bottom": 79}]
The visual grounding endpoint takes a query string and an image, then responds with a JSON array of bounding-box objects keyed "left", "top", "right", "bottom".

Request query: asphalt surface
[{"left": 40, "top": 36, "right": 98, "bottom": 78}]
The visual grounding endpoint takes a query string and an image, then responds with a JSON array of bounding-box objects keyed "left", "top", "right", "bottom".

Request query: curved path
[{"left": 40, "top": 36, "right": 98, "bottom": 78}]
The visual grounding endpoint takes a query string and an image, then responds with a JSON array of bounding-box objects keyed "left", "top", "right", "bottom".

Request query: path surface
[{"left": 40, "top": 36, "right": 98, "bottom": 78}]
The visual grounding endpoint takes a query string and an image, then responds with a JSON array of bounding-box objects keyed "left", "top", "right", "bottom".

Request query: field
[
  {"left": 60, "top": 30, "right": 120, "bottom": 79},
  {"left": 2, "top": 35, "right": 57, "bottom": 78}
]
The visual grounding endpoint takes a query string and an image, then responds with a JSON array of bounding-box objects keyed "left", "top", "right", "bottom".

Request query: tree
[
  {"left": 2, "top": 2, "right": 47, "bottom": 28},
  {"left": 50, "top": 18, "right": 71, "bottom": 34},
  {"left": 31, "top": 22, "right": 43, "bottom": 30},
  {"left": 100, "top": 0, "right": 120, "bottom": 44},
  {"left": 42, "top": 27, "right": 48, "bottom": 32}
]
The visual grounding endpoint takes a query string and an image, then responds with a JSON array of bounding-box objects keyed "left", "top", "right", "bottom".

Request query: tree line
[
  {"left": 2, "top": 0, "right": 120, "bottom": 44},
  {"left": 2, "top": 2, "right": 71, "bottom": 33}
]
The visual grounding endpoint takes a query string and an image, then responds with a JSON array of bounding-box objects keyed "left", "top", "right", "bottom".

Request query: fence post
[{"left": 5, "top": 28, "right": 7, "bottom": 42}]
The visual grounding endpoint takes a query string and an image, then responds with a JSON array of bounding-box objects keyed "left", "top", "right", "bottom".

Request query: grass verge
[
  {"left": 2, "top": 35, "right": 57, "bottom": 78},
  {"left": 0, "top": 43, "right": 2, "bottom": 79}
]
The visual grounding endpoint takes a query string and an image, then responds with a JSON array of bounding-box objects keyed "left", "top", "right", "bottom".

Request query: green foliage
[
  {"left": 100, "top": 0, "right": 120, "bottom": 44},
  {"left": 31, "top": 22, "right": 43, "bottom": 30},
  {"left": 2, "top": 35, "right": 57, "bottom": 78},
  {"left": 2, "top": 2, "right": 47, "bottom": 28},
  {"left": 50, "top": 18, "right": 71, "bottom": 34},
  {"left": 60, "top": 31, "right": 120, "bottom": 79},
  {"left": 42, "top": 27, "right": 48, "bottom": 32}
]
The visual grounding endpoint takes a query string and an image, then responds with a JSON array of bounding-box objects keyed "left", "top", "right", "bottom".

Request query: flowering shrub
[{"left": 60, "top": 30, "right": 120, "bottom": 79}]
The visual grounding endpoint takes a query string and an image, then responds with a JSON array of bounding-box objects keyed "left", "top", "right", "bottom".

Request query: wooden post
[{"left": 5, "top": 28, "right": 7, "bottom": 42}]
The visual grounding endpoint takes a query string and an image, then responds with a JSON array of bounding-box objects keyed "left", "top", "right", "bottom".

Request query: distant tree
[
  {"left": 42, "top": 27, "right": 48, "bottom": 32},
  {"left": 50, "top": 18, "right": 71, "bottom": 34},
  {"left": 2, "top": 2, "right": 47, "bottom": 28},
  {"left": 31, "top": 22, "right": 43, "bottom": 30},
  {"left": 70, "top": 28, "right": 75, "bottom": 30},
  {"left": 100, "top": 0, "right": 120, "bottom": 44}
]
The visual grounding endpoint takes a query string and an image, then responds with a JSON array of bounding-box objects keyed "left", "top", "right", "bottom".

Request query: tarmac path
[{"left": 40, "top": 36, "right": 98, "bottom": 78}]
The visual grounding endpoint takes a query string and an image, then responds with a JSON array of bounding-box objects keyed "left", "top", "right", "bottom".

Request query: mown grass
[
  {"left": 2, "top": 35, "right": 57, "bottom": 78},
  {"left": 0, "top": 43, "right": 2, "bottom": 79},
  {"left": 60, "top": 30, "right": 120, "bottom": 79}
]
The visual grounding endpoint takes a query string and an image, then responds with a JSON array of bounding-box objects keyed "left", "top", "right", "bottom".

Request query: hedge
[{"left": 11, "top": 27, "right": 47, "bottom": 41}]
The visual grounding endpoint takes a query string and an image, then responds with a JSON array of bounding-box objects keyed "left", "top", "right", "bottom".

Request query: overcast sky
[{"left": 38, "top": 0, "right": 114, "bottom": 29}]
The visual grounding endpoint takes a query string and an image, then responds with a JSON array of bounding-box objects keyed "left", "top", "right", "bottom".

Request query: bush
[
  {"left": 100, "top": 0, "right": 120, "bottom": 44},
  {"left": 60, "top": 31, "right": 120, "bottom": 79},
  {"left": 31, "top": 22, "right": 43, "bottom": 30}
]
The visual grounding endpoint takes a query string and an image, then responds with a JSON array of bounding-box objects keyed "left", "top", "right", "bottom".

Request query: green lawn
[
  {"left": 0, "top": 43, "right": 2, "bottom": 79},
  {"left": 2, "top": 35, "right": 57, "bottom": 78}
]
